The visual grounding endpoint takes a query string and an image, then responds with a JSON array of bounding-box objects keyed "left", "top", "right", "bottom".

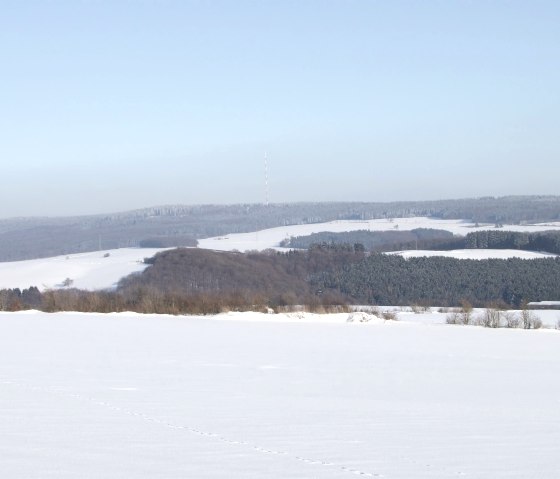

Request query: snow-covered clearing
[
  {"left": 391, "top": 249, "right": 556, "bottom": 260},
  {"left": 1, "top": 310, "right": 559, "bottom": 478},
  {"left": 198, "top": 217, "right": 560, "bottom": 253},
  {"left": 0, "top": 248, "right": 168, "bottom": 291}
]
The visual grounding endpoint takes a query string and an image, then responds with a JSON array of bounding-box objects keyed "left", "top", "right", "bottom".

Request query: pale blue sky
[{"left": 1, "top": 1, "right": 559, "bottom": 217}]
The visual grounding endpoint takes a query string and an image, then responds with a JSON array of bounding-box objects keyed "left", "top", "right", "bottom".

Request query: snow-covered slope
[
  {"left": 198, "top": 217, "right": 560, "bottom": 252},
  {"left": 0, "top": 248, "right": 168, "bottom": 291},
  {"left": 1, "top": 310, "right": 559, "bottom": 478}
]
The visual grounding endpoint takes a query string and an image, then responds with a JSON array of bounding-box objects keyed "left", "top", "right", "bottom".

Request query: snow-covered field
[
  {"left": 198, "top": 217, "right": 560, "bottom": 253},
  {"left": 2, "top": 218, "right": 558, "bottom": 477},
  {"left": 392, "top": 249, "right": 556, "bottom": 260},
  {"left": 0, "top": 248, "right": 168, "bottom": 291},
  {"left": 1, "top": 310, "right": 559, "bottom": 478}
]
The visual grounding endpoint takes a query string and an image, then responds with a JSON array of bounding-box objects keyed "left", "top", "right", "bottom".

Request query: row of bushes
[
  {"left": 1, "top": 286, "right": 556, "bottom": 330},
  {"left": 0, "top": 286, "right": 349, "bottom": 316},
  {"left": 446, "top": 304, "right": 544, "bottom": 329}
]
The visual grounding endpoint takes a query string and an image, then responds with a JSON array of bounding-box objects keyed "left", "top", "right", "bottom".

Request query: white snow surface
[
  {"left": 1, "top": 310, "right": 559, "bottom": 478},
  {"left": 197, "top": 217, "right": 560, "bottom": 252},
  {"left": 0, "top": 248, "right": 168, "bottom": 291},
  {"left": 392, "top": 249, "right": 556, "bottom": 260},
  {"left": 527, "top": 300, "right": 560, "bottom": 307}
]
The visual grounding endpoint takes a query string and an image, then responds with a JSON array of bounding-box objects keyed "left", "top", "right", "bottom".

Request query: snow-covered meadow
[
  {"left": 1, "top": 310, "right": 559, "bottom": 478},
  {"left": 391, "top": 249, "right": 556, "bottom": 260},
  {"left": 198, "top": 217, "right": 560, "bottom": 253},
  {"left": 0, "top": 248, "right": 168, "bottom": 292}
]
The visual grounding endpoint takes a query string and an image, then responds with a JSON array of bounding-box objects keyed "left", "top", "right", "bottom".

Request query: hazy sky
[{"left": 1, "top": 1, "right": 559, "bottom": 218}]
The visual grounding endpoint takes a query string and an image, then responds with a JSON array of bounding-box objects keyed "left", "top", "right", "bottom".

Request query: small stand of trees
[{"left": 446, "top": 302, "right": 543, "bottom": 329}]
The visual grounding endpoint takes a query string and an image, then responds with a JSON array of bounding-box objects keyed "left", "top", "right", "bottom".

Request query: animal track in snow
[{"left": 2, "top": 379, "right": 383, "bottom": 478}]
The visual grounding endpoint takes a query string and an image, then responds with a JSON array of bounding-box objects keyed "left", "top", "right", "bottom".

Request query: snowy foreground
[{"left": 1, "top": 311, "right": 559, "bottom": 478}]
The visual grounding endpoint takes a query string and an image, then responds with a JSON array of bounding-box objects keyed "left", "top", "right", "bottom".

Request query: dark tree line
[
  {"left": 465, "top": 230, "right": 560, "bottom": 254},
  {"left": 0, "top": 287, "right": 42, "bottom": 311},
  {"left": 285, "top": 229, "right": 560, "bottom": 256},
  {"left": 282, "top": 228, "right": 461, "bottom": 252},
  {"left": 312, "top": 254, "right": 560, "bottom": 307},
  {"left": 3, "top": 248, "right": 560, "bottom": 314}
]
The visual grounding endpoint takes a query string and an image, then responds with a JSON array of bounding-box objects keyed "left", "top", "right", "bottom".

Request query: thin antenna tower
[{"left": 264, "top": 152, "right": 269, "bottom": 207}]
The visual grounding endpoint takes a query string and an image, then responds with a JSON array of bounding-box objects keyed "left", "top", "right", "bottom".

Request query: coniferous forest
[{"left": 283, "top": 229, "right": 560, "bottom": 255}]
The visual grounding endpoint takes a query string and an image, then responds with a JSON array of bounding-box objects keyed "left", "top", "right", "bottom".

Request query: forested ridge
[
  {"left": 1, "top": 195, "right": 559, "bottom": 261},
  {"left": 2, "top": 247, "right": 559, "bottom": 313}
]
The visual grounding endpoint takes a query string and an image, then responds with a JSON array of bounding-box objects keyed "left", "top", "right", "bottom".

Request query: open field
[
  {"left": 0, "top": 248, "right": 168, "bottom": 291},
  {"left": 391, "top": 249, "right": 556, "bottom": 260},
  {"left": 1, "top": 311, "right": 559, "bottom": 478}
]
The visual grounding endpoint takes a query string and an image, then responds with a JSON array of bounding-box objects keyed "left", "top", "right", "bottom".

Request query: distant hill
[{"left": 1, "top": 196, "right": 559, "bottom": 261}]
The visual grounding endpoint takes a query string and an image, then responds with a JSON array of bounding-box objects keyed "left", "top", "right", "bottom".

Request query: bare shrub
[
  {"left": 446, "top": 309, "right": 462, "bottom": 325},
  {"left": 477, "top": 308, "right": 501, "bottom": 328},
  {"left": 520, "top": 307, "right": 542, "bottom": 329},
  {"left": 503, "top": 311, "right": 520, "bottom": 328},
  {"left": 411, "top": 303, "right": 430, "bottom": 314},
  {"left": 301, "top": 301, "right": 350, "bottom": 314},
  {"left": 446, "top": 302, "right": 472, "bottom": 325},
  {"left": 275, "top": 304, "right": 297, "bottom": 313},
  {"left": 381, "top": 310, "right": 398, "bottom": 321},
  {"left": 351, "top": 305, "right": 383, "bottom": 318},
  {"left": 532, "top": 316, "right": 543, "bottom": 329},
  {"left": 411, "top": 304, "right": 422, "bottom": 314},
  {"left": 326, "top": 304, "right": 350, "bottom": 313},
  {"left": 347, "top": 312, "right": 376, "bottom": 323},
  {"left": 459, "top": 299, "right": 473, "bottom": 325}
]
